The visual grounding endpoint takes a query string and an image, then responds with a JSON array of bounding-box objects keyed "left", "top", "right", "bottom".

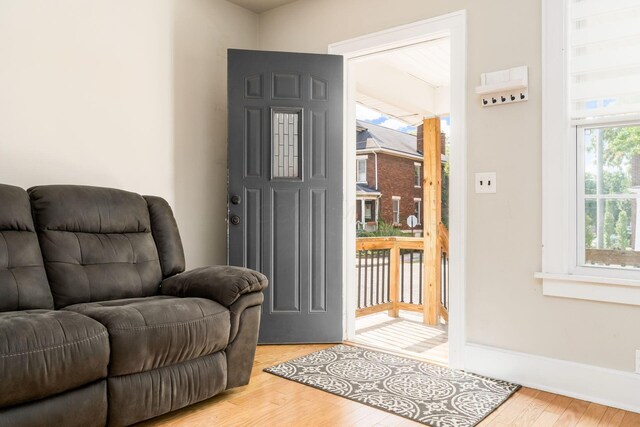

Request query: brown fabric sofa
[{"left": 0, "top": 184, "right": 267, "bottom": 427}]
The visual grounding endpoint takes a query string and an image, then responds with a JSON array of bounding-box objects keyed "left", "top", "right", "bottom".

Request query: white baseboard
[{"left": 464, "top": 343, "right": 640, "bottom": 413}]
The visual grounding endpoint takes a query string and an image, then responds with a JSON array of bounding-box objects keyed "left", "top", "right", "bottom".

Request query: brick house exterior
[{"left": 356, "top": 120, "right": 424, "bottom": 233}]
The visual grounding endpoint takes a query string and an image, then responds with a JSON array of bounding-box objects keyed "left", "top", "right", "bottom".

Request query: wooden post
[
  {"left": 388, "top": 240, "right": 400, "bottom": 317},
  {"left": 423, "top": 117, "right": 442, "bottom": 325}
]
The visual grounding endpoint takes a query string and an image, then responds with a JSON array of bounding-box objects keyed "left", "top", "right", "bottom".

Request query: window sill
[{"left": 534, "top": 272, "right": 640, "bottom": 306}]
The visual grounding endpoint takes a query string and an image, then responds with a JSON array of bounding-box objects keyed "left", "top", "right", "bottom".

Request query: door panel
[{"left": 227, "top": 49, "right": 343, "bottom": 343}]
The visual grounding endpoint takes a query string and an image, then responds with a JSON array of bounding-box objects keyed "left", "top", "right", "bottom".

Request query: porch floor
[{"left": 354, "top": 310, "right": 448, "bottom": 365}]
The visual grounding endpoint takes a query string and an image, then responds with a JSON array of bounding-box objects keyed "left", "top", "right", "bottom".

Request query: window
[
  {"left": 356, "top": 157, "right": 367, "bottom": 183},
  {"left": 392, "top": 197, "right": 400, "bottom": 224},
  {"left": 414, "top": 163, "right": 422, "bottom": 187},
  {"left": 414, "top": 198, "right": 421, "bottom": 224},
  {"left": 578, "top": 125, "right": 640, "bottom": 269},
  {"left": 540, "top": 0, "right": 640, "bottom": 300},
  {"left": 271, "top": 108, "right": 302, "bottom": 179},
  {"left": 364, "top": 200, "right": 374, "bottom": 222}
]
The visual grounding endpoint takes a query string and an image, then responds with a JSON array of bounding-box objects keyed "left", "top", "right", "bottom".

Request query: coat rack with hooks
[{"left": 476, "top": 66, "right": 528, "bottom": 107}]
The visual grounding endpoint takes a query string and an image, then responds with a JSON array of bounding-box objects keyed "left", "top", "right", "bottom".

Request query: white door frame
[{"left": 329, "top": 10, "right": 467, "bottom": 369}]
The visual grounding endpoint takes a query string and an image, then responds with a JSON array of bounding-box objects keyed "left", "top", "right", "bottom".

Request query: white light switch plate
[
  {"left": 636, "top": 350, "right": 640, "bottom": 374},
  {"left": 475, "top": 172, "right": 497, "bottom": 194}
]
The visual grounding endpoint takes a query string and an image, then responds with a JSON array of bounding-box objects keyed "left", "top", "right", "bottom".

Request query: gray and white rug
[{"left": 264, "top": 344, "right": 520, "bottom": 427}]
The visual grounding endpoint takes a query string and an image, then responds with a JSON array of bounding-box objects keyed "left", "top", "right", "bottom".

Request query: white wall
[
  {"left": 0, "top": 0, "right": 174, "bottom": 202},
  {"left": 258, "top": 0, "right": 640, "bottom": 373},
  {"left": 0, "top": 0, "right": 258, "bottom": 268},
  {"left": 173, "top": 0, "right": 258, "bottom": 268}
]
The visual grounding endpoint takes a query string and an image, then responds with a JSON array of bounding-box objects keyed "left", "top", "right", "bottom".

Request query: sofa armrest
[{"left": 160, "top": 265, "right": 268, "bottom": 307}]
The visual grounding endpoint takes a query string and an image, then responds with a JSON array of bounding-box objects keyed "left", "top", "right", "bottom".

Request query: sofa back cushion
[
  {"left": 0, "top": 184, "right": 53, "bottom": 311},
  {"left": 29, "top": 185, "right": 163, "bottom": 308},
  {"left": 144, "top": 196, "right": 185, "bottom": 278}
]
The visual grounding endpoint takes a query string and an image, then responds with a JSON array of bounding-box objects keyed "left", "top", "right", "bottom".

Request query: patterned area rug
[{"left": 264, "top": 344, "right": 520, "bottom": 427}]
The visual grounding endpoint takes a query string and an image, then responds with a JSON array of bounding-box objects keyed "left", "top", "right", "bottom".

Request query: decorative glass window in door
[{"left": 271, "top": 108, "right": 302, "bottom": 179}]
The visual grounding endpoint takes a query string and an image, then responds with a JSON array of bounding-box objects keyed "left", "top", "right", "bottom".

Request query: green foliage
[
  {"left": 604, "top": 203, "right": 615, "bottom": 249},
  {"left": 357, "top": 220, "right": 406, "bottom": 238},
  {"left": 584, "top": 170, "right": 630, "bottom": 195},
  {"left": 602, "top": 127, "right": 640, "bottom": 167},
  {"left": 585, "top": 213, "right": 595, "bottom": 248},
  {"left": 616, "top": 210, "right": 630, "bottom": 250}
]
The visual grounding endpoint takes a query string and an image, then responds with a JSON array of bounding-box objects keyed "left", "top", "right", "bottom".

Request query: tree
[
  {"left": 604, "top": 203, "right": 615, "bottom": 249},
  {"left": 602, "top": 127, "right": 640, "bottom": 172},
  {"left": 616, "top": 210, "right": 630, "bottom": 250},
  {"left": 585, "top": 213, "right": 596, "bottom": 248}
]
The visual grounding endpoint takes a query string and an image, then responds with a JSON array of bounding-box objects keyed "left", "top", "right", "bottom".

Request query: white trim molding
[
  {"left": 330, "top": 10, "right": 467, "bottom": 370},
  {"left": 465, "top": 343, "right": 640, "bottom": 413},
  {"left": 535, "top": 273, "right": 640, "bottom": 306}
]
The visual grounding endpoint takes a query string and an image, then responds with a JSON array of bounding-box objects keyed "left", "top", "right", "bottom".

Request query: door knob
[
  {"left": 230, "top": 215, "right": 241, "bottom": 225},
  {"left": 230, "top": 195, "right": 241, "bottom": 205}
]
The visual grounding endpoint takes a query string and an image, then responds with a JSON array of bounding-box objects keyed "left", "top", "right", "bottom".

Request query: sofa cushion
[
  {"left": 0, "top": 184, "right": 53, "bottom": 312},
  {"left": 65, "top": 296, "right": 230, "bottom": 376},
  {"left": 144, "top": 195, "right": 185, "bottom": 278},
  {"left": 28, "top": 185, "right": 163, "bottom": 308},
  {"left": 0, "top": 310, "right": 109, "bottom": 408}
]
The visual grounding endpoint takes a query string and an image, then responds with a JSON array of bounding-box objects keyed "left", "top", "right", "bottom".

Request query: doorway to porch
[{"left": 330, "top": 15, "right": 464, "bottom": 366}]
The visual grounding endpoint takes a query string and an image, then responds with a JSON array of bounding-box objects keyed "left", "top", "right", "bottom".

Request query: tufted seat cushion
[
  {"left": 0, "top": 310, "right": 109, "bottom": 408},
  {"left": 65, "top": 296, "right": 230, "bottom": 376},
  {"left": 0, "top": 185, "right": 53, "bottom": 312},
  {"left": 28, "top": 185, "right": 163, "bottom": 308}
]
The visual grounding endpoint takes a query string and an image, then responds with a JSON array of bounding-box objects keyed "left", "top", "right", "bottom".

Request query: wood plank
[
  {"left": 488, "top": 387, "right": 540, "bottom": 425},
  {"left": 356, "top": 302, "right": 394, "bottom": 317},
  {"left": 423, "top": 117, "right": 442, "bottom": 325},
  {"left": 598, "top": 407, "right": 625, "bottom": 426},
  {"left": 620, "top": 411, "right": 640, "bottom": 427},
  {"left": 576, "top": 403, "right": 608, "bottom": 427},
  {"left": 510, "top": 390, "right": 558, "bottom": 426},
  {"left": 554, "top": 399, "right": 591, "bottom": 427},
  {"left": 396, "top": 302, "right": 424, "bottom": 312}
]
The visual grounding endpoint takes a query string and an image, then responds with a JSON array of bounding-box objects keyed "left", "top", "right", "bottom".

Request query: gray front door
[{"left": 227, "top": 49, "right": 343, "bottom": 343}]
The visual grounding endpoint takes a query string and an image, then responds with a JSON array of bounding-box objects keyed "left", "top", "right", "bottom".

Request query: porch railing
[{"left": 356, "top": 234, "right": 449, "bottom": 324}]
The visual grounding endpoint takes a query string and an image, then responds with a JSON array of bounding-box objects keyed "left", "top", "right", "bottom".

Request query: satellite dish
[{"left": 407, "top": 215, "right": 418, "bottom": 228}]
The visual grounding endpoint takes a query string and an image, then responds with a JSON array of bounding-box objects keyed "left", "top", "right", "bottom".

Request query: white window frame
[
  {"left": 356, "top": 156, "right": 367, "bottom": 184},
  {"left": 392, "top": 196, "right": 401, "bottom": 224},
  {"left": 414, "top": 197, "right": 422, "bottom": 225},
  {"left": 414, "top": 162, "right": 422, "bottom": 188},
  {"left": 537, "top": 0, "right": 640, "bottom": 305}
]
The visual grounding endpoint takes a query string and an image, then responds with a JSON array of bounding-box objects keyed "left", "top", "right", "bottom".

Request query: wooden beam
[
  {"left": 356, "top": 302, "right": 394, "bottom": 318},
  {"left": 423, "top": 117, "right": 442, "bottom": 325}
]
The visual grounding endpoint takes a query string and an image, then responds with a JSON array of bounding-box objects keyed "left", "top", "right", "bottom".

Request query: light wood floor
[
  {"left": 140, "top": 345, "right": 639, "bottom": 427},
  {"left": 354, "top": 311, "right": 448, "bottom": 365}
]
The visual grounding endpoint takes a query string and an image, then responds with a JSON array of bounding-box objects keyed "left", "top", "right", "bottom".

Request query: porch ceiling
[{"left": 354, "top": 38, "right": 451, "bottom": 126}]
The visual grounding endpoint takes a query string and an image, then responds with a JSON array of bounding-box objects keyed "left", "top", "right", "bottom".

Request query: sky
[{"left": 356, "top": 103, "right": 451, "bottom": 137}]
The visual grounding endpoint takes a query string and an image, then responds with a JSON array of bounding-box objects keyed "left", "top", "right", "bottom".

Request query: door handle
[
  {"left": 230, "top": 215, "right": 241, "bottom": 225},
  {"left": 230, "top": 195, "right": 241, "bottom": 205}
]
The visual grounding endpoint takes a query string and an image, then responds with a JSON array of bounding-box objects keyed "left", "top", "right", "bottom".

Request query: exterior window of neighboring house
[
  {"left": 356, "top": 157, "right": 367, "bottom": 183},
  {"left": 541, "top": 0, "right": 640, "bottom": 295},
  {"left": 392, "top": 197, "right": 400, "bottom": 224},
  {"left": 414, "top": 163, "right": 421, "bottom": 187},
  {"left": 413, "top": 198, "right": 421, "bottom": 224},
  {"left": 364, "top": 200, "right": 374, "bottom": 222}
]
